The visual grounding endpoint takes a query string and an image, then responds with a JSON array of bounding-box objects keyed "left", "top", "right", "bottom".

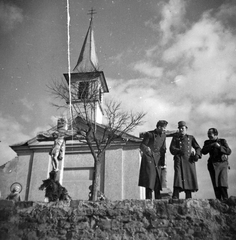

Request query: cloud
[
  {"left": 133, "top": 61, "right": 163, "bottom": 78},
  {"left": 159, "top": 0, "right": 187, "bottom": 43},
  {"left": 109, "top": 48, "right": 134, "bottom": 66},
  {"left": 21, "top": 114, "right": 31, "bottom": 123},
  {"left": 145, "top": 0, "right": 187, "bottom": 44},
  {"left": 159, "top": 10, "right": 236, "bottom": 131},
  {"left": 0, "top": 2, "right": 23, "bottom": 32},
  {"left": 108, "top": 0, "right": 236, "bottom": 138},
  {"left": 109, "top": 52, "right": 125, "bottom": 65},
  {"left": 106, "top": 76, "right": 192, "bottom": 134},
  {"left": 215, "top": 2, "right": 236, "bottom": 30},
  {"left": 20, "top": 97, "right": 34, "bottom": 111},
  {"left": 0, "top": 112, "right": 30, "bottom": 166}
]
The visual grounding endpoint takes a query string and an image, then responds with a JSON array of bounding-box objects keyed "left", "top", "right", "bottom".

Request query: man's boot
[
  {"left": 172, "top": 187, "right": 179, "bottom": 199},
  {"left": 146, "top": 188, "right": 153, "bottom": 199}
]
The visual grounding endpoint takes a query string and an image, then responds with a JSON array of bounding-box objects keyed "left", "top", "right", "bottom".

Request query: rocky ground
[{"left": 0, "top": 197, "right": 236, "bottom": 240}]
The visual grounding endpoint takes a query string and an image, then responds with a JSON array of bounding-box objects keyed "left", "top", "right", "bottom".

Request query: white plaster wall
[
  {"left": 64, "top": 153, "right": 94, "bottom": 168},
  {"left": 16, "top": 154, "right": 31, "bottom": 201},
  {"left": 95, "top": 103, "right": 103, "bottom": 124},
  {"left": 28, "top": 152, "right": 49, "bottom": 201},
  {"left": 122, "top": 148, "right": 141, "bottom": 199},
  {"left": 0, "top": 155, "right": 31, "bottom": 200},
  {"left": 104, "top": 148, "right": 123, "bottom": 200},
  {"left": 62, "top": 153, "right": 95, "bottom": 200}
]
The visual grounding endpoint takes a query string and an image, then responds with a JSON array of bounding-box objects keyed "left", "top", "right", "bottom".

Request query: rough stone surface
[{"left": 0, "top": 197, "right": 236, "bottom": 240}]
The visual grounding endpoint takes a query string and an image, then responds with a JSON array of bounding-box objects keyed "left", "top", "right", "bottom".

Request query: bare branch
[
  {"left": 104, "top": 99, "right": 146, "bottom": 134},
  {"left": 47, "top": 79, "right": 146, "bottom": 200}
]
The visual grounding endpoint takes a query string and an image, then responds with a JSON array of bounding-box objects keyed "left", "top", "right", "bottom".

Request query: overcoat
[
  {"left": 201, "top": 138, "right": 231, "bottom": 188},
  {"left": 170, "top": 134, "right": 201, "bottom": 192},
  {"left": 138, "top": 130, "right": 166, "bottom": 191}
]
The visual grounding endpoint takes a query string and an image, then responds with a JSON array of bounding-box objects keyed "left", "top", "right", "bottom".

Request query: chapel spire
[
  {"left": 63, "top": 9, "right": 108, "bottom": 124},
  {"left": 73, "top": 8, "right": 98, "bottom": 73}
]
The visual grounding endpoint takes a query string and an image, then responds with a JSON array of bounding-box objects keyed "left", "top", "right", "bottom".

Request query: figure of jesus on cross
[
  {"left": 37, "top": 117, "right": 74, "bottom": 172},
  {"left": 49, "top": 130, "right": 66, "bottom": 171}
]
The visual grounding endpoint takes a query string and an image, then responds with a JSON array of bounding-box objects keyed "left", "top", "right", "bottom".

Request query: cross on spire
[{"left": 87, "top": 8, "right": 97, "bottom": 23}]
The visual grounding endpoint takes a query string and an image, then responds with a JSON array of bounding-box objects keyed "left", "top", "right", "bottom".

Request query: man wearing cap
[
  {"left": 170, "top": 121, "right": 201, "bottom": 199},
  {"left": 138, "top": 120, "right": 169, "bottom": 199},
  {"left": 201, "top": 128, "right": 231, "bottom": 201}
]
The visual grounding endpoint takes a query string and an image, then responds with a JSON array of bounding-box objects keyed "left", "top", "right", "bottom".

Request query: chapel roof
[{"left": 10, "top": 116, "right": 141, "bottom": 150}]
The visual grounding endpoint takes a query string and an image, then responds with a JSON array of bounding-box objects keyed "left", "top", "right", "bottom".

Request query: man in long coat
[
  {"left": 201, "top": 128, "right": 231, "bottom": 201},
  {"left": 138, "top": 120, "right": 168, "bottom": 199},
  {"left": 170, "top": 121, "right": 201, "bottom": 199}
]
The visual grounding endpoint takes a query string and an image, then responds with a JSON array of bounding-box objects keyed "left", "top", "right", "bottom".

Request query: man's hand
[
  {"left": 178, "top": 149, "right": 184, "bottom": 156},
  {"left": 189, "top": 152, "right": 199, "bottom": 163},
  {"left": 212, "top": 142, "right": 220, "bottom": 148},
  {"left": 193, "top": 155, "right": 199, "bottom": 162},
  {"left": 145, "top": 147, "right": 152, "bottom": 156},
  {"left": 215, "top": 142, "right": 221, "bottom": 148}
]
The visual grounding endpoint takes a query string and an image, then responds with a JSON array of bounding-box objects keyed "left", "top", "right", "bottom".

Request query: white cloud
[
  {"left": 144, "top": 0, "right": 188, "bottom": 45},
  {"left": 159, "top": 0, "right": 187, "bottom": 43},
  {"left": 108, "top": 1, "right": 236, "bottom": 139},
  {"left": 109, "top": 52, "right": 124, "bottom": 65},
  {"left": 0, "top": 112, "right": 30, "bottom": 166},
  {"left": 145, "top": 46, "right": 159, "bottom": 58},
  {"left": 159, "top": 9, "right": 236, "bottom": 107},
  {"left": 0, "top": 2, "right": 23, "bottom": 32},
  {"left": 21, "top": 114, "right": 31, "bottom": 123},
  {"left": 133, "top": 61, "right": 163, "bottom": 78},
  {"left": 20, "top": 97, "right": 34, "bottom": 111},
  {"left": 31, "top": 126, "right": 52, "bottom": 138},
  {"left": 215, "top": 3, "right": 236, "bottom": 30},
  {"left": 196, "top": 102, "right": 235, "bottom": 121},
  {"left": 106, "top": 77, "right": 192, "bottom": 134}
]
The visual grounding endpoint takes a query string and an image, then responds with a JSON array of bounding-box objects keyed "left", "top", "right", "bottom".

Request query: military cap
[
  {"left": 178, "top": 121, "right": 187, "bottom": 128},
  {"left": 156, "top": 120, "right": 168, "bottom": 127}
]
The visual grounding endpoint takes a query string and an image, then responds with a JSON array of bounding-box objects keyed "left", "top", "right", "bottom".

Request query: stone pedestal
[
  {"left": 49, "top": 171, "right": 60, "bottom": 181},
  {"left": 161, "top": 188, "right": 172, "bottom": 199}
]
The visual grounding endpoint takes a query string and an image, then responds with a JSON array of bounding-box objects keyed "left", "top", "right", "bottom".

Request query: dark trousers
[
  {"left": 208, "top": 163, "right": 228, "bottom": 200},
  {"left": 146, "top": 188, "right": 161, "bottom": 199},
  {"left": 172, "top": 187, "right": 192, "bottom": 199},
  {"left": 145, "top": 170, "right": 162, "bottom": 199},
  {"left": 214, "top": 187, "right": 228, "bottom": 200}
]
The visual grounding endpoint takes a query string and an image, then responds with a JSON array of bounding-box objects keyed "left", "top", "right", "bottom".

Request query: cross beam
[{"left": 87, "top": 8, "right": 97, "bottom": 22}]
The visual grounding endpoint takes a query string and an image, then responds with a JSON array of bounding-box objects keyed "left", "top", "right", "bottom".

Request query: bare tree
[{"left": 47, "top": 79, "right": 146, "bottom": 201}]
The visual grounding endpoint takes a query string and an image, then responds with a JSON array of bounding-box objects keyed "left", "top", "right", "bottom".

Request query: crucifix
[{"left": 37, "top": 118, "right": 75, "bottom": 173}]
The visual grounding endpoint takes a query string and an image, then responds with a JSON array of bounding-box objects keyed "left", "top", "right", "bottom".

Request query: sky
[{"left": 0, "top": 0, "right": 236, "bottom": 199}]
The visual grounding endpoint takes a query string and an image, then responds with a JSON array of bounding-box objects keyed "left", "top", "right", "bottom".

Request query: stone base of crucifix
[
  {"left": 49, "top": 170, "right": 60, "bottom": 181},
  {"left": 49, "top": 159, "right": 64, "bottom": 184}
]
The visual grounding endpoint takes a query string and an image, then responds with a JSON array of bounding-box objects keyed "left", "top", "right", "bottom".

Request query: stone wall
[{"left": 0, "top": 197, "right": 236, "bottom": 240}]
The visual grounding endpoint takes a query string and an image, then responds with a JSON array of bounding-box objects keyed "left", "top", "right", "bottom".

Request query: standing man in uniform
[
  {"left": 170, "top": 121, "right": 201, "bottom": 199},
  {"left": 201, "top": 128, "right": 231, "bottom": 201},
  {"left": 138, "top": 120, "right": 169, "bottom": 199}
]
